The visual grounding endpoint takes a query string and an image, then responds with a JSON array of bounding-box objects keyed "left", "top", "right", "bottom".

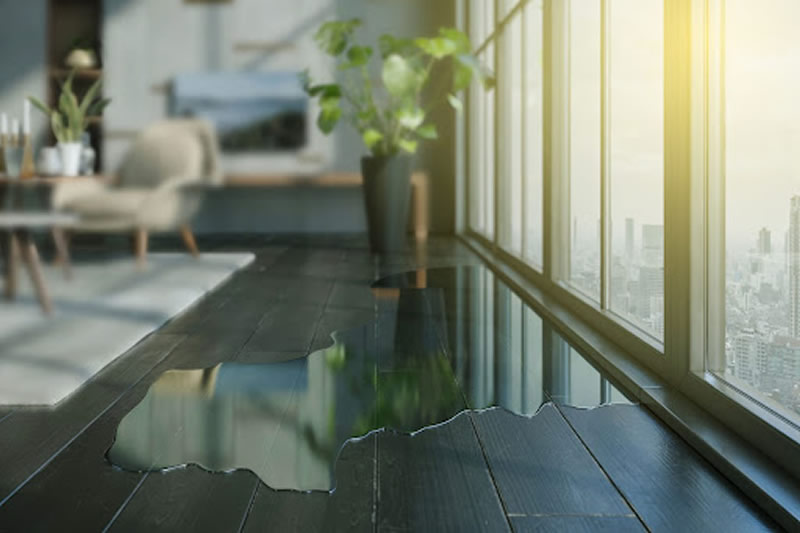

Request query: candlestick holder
[
  {"left": 3, "top": 134, "right": 23, "bottom": 179},
  {"left": 20, "top": 133, "right": 35, "bottom": 179},
  {"left": 0, "top": 133, "right": 6, "bottom": 176}
]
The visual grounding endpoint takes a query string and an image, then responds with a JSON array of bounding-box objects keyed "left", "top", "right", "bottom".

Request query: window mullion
[
  {"left": 600, "top": 0, "right": 611, "bottom": 310},
  {"left": 521, "top": 6, "right": 529, "bottom": 261},
  {"left": 663, "top": 0, "right": 693, "bottom": 383}
]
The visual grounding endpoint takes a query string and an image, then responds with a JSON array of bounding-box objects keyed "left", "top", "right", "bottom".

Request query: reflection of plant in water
[{"left": 322, "top": 342, "right": 463, "bottom": 439}]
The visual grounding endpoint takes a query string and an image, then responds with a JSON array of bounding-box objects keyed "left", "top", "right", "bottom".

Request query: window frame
[{"left": 458, "top": 0, "right": 800, "bottom": 478}]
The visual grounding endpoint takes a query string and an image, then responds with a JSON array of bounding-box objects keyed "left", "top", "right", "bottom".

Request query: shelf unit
[{"left": 46, "top": 0, "right": 104, "bottom": 169}]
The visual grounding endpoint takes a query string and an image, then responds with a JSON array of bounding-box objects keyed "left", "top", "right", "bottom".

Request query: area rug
[{"left": 0, "top": 252, "right": 253, "bottom": 405}]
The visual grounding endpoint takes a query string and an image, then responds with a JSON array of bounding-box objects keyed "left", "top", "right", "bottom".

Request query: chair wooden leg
[
  {"left": 51, "top": 228, "right": 72, "bottom": 280},
  {"left": 180, "top": 224, "right": 199, "bottom": 257},
  {"left": 2, "top": 231, "right": 20, "bottom": 301},
  {"left": 18, "top": 231, "right": 52, "bottom": 314},
  {"left": 134, "top": 228, "right": 148, "bottom": 268}
]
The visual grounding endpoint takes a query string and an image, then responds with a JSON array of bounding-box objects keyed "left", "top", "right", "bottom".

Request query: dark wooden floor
[{"left": 0, "top": 235, "right": 782, "bottom": 532}]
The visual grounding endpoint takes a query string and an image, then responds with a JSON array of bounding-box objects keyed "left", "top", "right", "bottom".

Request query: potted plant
[
  {"left": 304, "top": 19, "right": 493, "bottom": 252},
  {"left": 28, "top": 70, "right": 110, "bottom": 176}
]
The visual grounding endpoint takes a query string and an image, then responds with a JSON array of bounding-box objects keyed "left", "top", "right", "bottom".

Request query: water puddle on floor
[{"left": 108, "top": 265, "right": 632, "bottom": 492}]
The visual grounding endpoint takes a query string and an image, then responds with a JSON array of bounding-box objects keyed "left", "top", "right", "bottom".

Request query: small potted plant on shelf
[
  {"left": 304, "top": 19, "right": 493, "bottom": 252},
  {"left": 28, "top": 70, "right": 110, "bottom": 176}
]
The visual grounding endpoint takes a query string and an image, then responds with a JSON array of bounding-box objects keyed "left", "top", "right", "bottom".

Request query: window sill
[{"left": 460, "top": 232, "right": 800, "bottom": 531}]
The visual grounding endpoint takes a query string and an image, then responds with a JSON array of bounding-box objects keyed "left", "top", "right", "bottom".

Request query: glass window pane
[
  {"left": 524, "top": 0, "right": 544, "bottom": 266},
  {"left": 569, "top": 0, "right": 602, "bottom": 301},
  {"left": 469, "top": 68, "right": 485, "bottom": 232},
  {"left": 722, "top": 0, "right": 800, "bottom": 422},
  {"left": 608, "top": 0, "right": 664, "bottom": 340},
  {"left": 498, "top": 13, "right": 524, "bottom": 253},
  {"left": 467, "top": 1, "right": 495, "bottom": 237},
  {"left": 483, "top": 46, "right": 496, "bottom": 238}
]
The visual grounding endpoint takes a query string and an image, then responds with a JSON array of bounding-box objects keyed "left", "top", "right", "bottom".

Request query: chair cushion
[{"left": 63, "top": 189, "right": 150, "bottom": 219}]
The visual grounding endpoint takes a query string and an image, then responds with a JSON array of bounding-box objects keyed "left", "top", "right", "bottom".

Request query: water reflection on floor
[{"left": 108, "top": 266, "right": 631, "bottom": 491}]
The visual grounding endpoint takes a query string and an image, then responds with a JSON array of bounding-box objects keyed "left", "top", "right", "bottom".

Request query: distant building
[
  {"left": 642, "top": 224, "right": 663, "bottom": 267},
  {"left": 789, "top": 197, "right": 800, "bottom": 338},
  {"left": 625, "top": 218, "right": 635, "bottom": 266},
  {"left": 638, "top": 266, "right": 663, "bottom": 321},
  {"left": 758, "top": 227, "right": 771, "bottom": 256}
]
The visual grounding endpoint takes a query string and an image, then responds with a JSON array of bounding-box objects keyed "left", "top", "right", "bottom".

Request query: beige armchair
[{"left": 53, "top": 119, "right": 223, "bottom": 264}]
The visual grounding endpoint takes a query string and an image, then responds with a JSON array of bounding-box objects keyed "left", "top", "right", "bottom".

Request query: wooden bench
[{"left": 224, "top": 172, "right": 430, "bottom": 240}]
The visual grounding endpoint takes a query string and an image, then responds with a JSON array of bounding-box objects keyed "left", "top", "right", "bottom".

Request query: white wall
[
  {"left": 102, "top": 0, "right": 445, "bottom": 175},
  {"left": 0, "top": 0, "right": 49, "bottom": 152}
]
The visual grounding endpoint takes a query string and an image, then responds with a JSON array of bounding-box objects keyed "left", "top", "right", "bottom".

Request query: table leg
[
  {"left": 17, "top": 230, "right": 53, "bottom": 314},
  {"left": 51, "top": 228, "right": 72, "bottom": 280},
  {"left": 1, "top": 231, "right": 20, "bottom": 301}
]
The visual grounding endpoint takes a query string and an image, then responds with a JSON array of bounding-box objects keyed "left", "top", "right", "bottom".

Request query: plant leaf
[
  {"left": 307, "top": 83, "right": 341, "bottom": 98},
  {"left": 79, "top": 78, "right": 103, "bottom": 117},
  {"left": 453, "top": 63, "right": 473, "bottom": 92},
  {"left": 382, "top": 54, "right": 419, "bottom": 98},
  {"left": 86, "top": 97, "right": 111, "bottom": 117},
  {"left": 438, "top": 28, "right": 471, "bottom": 54},
  {"left": 339, "top": 45, "right": 372, "bottom": 69},
  {"left": 50, "top": 111, "right": 65, "bottom": 143},
  {"left": 362, "top": 128, "right": 383, "bottom": 149},
  {"left": 396, "top": 107, "right": 425, "bottom": 130},
  {"left": 317, "top": 95, "right": 341, "bottom": 134},
  {"left": 416, "top": 123, "right": 438, "bottom": 140},
  {"left": 314, "top": 19, "right": 361, "bottom": 56},
  {"left": 378, "top": 34, "right": 416, "bottom": 58},
  {"left": 27, "top": 96, "right": 51, "bottom": 116},
  {"left": 396, "top": 137, "right": 418, "bottom": 154},
  {"left": 415, "top": 36, "right": 458, "bottom": 59},
  {"left": 447, "top": 93, "right": 463, "bottom": 112}
]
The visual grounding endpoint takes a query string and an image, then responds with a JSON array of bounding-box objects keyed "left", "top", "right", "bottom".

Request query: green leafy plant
[
  {"left": 28, "top": 70, "right": 111, "bottom": 143},
  {"left": 303, "top": 19, "right": 493, "bottom": 157}
]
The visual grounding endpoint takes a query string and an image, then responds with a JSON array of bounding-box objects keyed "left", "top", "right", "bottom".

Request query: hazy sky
[
  {"left": 568, "top": 0, "right": 800, "bottom": 254},
  {"left": 726, "top": 0, "right": 800, "bottom": 253},
  {"left": 570, "top": 0, "right": 663, "bottom": 250}
]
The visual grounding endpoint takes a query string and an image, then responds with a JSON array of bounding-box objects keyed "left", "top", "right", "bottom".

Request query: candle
[
  {"left": 23, "top": 100, "right": 30, "bottom": 135},
  {"left": 0, "top": 113, "right": 6, "bottom": 136},
  {"left": 11, "top": 118, "right": 19, "bottom": 138}
]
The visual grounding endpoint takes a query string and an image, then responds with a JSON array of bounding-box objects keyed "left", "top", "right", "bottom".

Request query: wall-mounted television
[{"left": 172, "top": 72, "right": 307, "bottom": 153}]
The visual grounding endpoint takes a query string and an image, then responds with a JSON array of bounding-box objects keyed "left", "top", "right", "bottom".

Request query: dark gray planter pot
[{"left": 361, "top": 155, "right": 412, "bottom": 253}]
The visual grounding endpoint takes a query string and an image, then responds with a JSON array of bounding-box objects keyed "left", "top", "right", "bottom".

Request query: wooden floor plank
[
  {"left": 309, "top": 306, "right": 378, "bottom": 352},
  {"left": 510, "top": 515, "right": 646, "bottom": 532},
  {"left": 0, "top": 403, "right": 146, "bottom": 532},
  {"left": 242, "top": 434, "right": 377, "bottom": 533},
  {"left": 242, "top": 303, "right": 325, "bottom": 353},
  {"left": 376, "top": 413, "right": 510, "bottom": 532},
  {"left": 470, "top": 405, "right": 632, "bottom": 517},
  {"left": 327, "top": 281, "right": 377, "bottom": 310},
  {"left": 0, "top": 333, "right": 184, "bottom": 505},
  {"left": 107, "top": 468, "right": 258, "bottom": 533},
  {"left": 561, "top": 404, "right": 779, "bottom": 532}
]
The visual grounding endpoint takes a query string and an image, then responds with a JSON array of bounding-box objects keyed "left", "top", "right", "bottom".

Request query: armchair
[{"left": 52, "top": 119, "right": 223, "bottom": 264}]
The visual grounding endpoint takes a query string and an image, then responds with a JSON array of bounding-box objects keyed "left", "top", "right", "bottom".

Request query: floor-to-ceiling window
[
  {"left": 458, "top": 0, "right": 800, "bottom": 477},
  {"left": 467, "top": 0, "right": 495, "bottom": 238},
  {"left": 523, "top": 0, "right": 545, "bottom": 267},
  {"left": 607, "top": 0, "right": 664, "bottom": 340},
  {"left": 568, "top": 0, "right": 602, "bottom": 301},
  {"left": 708, "top": 0, "right": 800, "bottom": 424}
]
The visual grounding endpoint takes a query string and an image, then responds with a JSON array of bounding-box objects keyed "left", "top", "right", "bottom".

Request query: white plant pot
[{"left": 58, "top": 142, "right": 82, "bottom": 177}]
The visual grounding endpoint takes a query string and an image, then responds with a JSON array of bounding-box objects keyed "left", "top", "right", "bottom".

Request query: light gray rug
[{"left": 0, "top": 252, "right": 253, "bottom": 406}]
